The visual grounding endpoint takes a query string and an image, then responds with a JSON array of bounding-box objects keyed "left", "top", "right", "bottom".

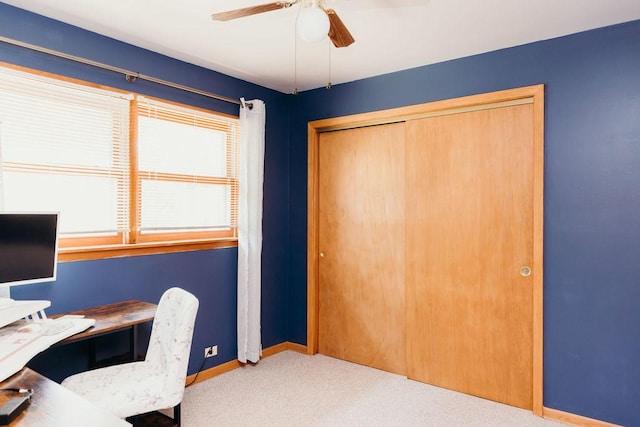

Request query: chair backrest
[{"left": 145, "top": 287, "right": 199, "bottom": 406}]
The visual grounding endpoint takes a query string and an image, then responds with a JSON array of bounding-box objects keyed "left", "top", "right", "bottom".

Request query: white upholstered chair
[{"left": 62, "top": 287, "right": 199, "bottom": 426}]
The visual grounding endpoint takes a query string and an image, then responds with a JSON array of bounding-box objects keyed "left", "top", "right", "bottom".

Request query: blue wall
[
  {"left": 288, "top": 20, "right": 640, "bottom": 426},
  {"left": 0, "top": 2, "right": 291, "bottom": 379},
  {"left": 2, "top": 2, "right": 640, "bottom": 425}
]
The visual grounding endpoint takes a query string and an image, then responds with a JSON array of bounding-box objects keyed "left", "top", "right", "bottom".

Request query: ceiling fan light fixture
[{"left": 297, "top": 4, "right": 330, "bottom": 43}]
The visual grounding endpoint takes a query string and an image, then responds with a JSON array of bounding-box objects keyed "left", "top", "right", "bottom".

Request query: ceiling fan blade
[
  {"left": 325, "top": 9, "right": 355, "bottom": 48},
  {"left": 212, "top": 2, "right": 293, "bottom": 21}
]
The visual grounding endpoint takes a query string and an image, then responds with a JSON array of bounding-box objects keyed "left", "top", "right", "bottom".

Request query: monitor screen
[{"left": 0, "top": 212, "right": 59, "bottom": 287}]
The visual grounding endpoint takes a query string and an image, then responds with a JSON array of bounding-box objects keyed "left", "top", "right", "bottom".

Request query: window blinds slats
[
  {"left": 137, "top": 171, "right": 236, "bottom": 185},
  {"left": 3, "top": 162, "right": 126, "bottom": 176},
  {"left": 135, "top": 97, "right": 239, "bottom": 236},
  {"left": 0, "top": 66, "right": 239, "bottom": 244},
  {"left": 0, "top": 67, "right": 130, "bottom": 236}
]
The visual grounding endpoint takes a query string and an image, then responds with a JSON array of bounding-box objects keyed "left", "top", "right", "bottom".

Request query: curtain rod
[{"left": 0, "top": 35, "right": 252, "bottom": 108}]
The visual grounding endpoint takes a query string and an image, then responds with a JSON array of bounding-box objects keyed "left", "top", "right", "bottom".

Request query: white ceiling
[{"left": 3, "top": 0, "right": 640, "bottom": 93}]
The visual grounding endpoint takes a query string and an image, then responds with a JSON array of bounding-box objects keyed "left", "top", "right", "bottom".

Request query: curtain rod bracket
[
  {"left": 240, "top": 97, "right": 254, "bottom": 110},
  {"left": 125, "top": 73, "right": 139, "bottom": 83}
]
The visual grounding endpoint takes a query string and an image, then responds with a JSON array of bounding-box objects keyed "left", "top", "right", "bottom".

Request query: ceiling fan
[{"left": 211, "top": 0, "right": 355, "bottom": 48}]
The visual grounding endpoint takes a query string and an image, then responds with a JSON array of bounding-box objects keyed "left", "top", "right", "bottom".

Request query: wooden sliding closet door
[
  {"left": 318, "top": 123, "right": 406, "bottom": 375},
  {"left": 405, "top": 104, "right": 534, "bottom": 409}
]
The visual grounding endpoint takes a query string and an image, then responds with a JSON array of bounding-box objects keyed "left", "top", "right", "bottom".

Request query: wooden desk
[
  {"left": 53, "top": 300, "right": 157, "bottom": 365},
  {"left": 0, "top": 368, "right": 129, "bottom": 426}
]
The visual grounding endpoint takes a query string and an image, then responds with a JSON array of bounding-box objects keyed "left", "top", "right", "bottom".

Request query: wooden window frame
[
  {"left": 131, "top": 95, "right": 239, "bottom": 245},
  {"left": 0, "top": 62, "right": 238, "bottom": 262}
]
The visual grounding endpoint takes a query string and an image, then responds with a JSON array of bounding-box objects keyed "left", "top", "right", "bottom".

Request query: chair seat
[{"left": 62, "top": 361, "right": 177, "bottom": 419}]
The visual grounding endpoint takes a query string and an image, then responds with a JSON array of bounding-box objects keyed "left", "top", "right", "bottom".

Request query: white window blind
[
  {"left": 135, "top": 97, "right": 239, "bottom": 240},
  {"left": 0, "top": 67, "right": 131, "bottom": 242}
]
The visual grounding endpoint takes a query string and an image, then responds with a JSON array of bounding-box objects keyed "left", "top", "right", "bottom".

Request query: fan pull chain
[
  {"left": 326, "top": 39, "right": 332, "bottom": 90},
  {"left": 293, "top": 8, "right": 299, "bottom": 95}
]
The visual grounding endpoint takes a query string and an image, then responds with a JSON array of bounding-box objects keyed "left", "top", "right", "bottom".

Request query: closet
[
  {"left": 318, "top": 123, "right": 406, "bottom": 376},
  {"left": 308, "top": 86, "right": 544, "bottom": 413},
  {"left": 405, "top": 104, "right": 534, "bottom": 409}
]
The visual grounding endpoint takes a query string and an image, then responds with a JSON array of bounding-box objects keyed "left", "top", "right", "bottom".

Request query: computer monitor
[{"left": 0, "top": 212, "right": 59, "bottom": 308}]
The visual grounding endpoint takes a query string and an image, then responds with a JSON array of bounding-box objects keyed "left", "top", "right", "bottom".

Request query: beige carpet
[{"left": 181, "top": 351, "right": 566, "bottom": 427}]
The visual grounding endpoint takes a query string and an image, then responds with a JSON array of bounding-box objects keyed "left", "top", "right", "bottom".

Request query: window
[
  {"left": 0, "top": 65, "right": 239, "bottom": 259},
  {"left": 134, "top": 97, "right": 239, "bottom": 243}
]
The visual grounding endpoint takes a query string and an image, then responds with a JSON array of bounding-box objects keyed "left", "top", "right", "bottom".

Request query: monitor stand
[
  {"left": 0, "top": 289, "right": 14, "bottom": 310},
  {"left": 0, "top": 300, "right": 51, "bottom": 329},
  {"left": 0, "top": 297, "right": 15, "bottom": 310}
]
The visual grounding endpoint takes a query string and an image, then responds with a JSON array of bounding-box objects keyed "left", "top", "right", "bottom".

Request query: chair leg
[
  {"left": 174, "top": 403, "right": 181, "bottom": 427},
  {"left": 125, "top": 416, "right": 139, "bottom": 427}
]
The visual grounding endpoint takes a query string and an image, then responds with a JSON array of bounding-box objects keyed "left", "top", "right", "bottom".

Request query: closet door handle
[
  {"left": 520, "top": 266, "right": 531, "bottom": 277},
  {"left": 319, "top": 251, "right": 326, "bottom": 258}
]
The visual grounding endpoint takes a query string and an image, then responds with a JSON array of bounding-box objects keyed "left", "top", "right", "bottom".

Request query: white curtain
[{"left": 237, "top": 99, "right": 266, "bottom": 363}]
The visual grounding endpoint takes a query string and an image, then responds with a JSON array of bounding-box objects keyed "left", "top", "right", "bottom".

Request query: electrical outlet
[{"left": 204, "top": 345, "right": 218, "bottom": 358}]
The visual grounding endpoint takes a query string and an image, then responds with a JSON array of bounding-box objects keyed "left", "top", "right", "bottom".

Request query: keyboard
[
  {"left": 8, "top": 318, "right": 76, "bottom": 336},
  {"left": 0, "top": 329, "right": 42, "bottom": 361}
]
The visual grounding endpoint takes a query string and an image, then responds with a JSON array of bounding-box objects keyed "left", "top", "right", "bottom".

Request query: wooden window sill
[{"left": 59, "top": 238, "right": 238, "bottom": 262}]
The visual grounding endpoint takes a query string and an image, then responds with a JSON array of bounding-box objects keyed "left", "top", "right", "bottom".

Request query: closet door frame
[{"left": 306, "top": 85, "right": 545, "bottom": 415}]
